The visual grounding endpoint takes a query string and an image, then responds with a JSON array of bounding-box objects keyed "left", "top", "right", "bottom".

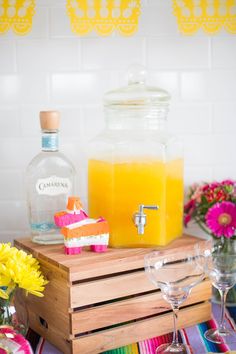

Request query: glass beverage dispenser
[{"left": 88, "top": 69, "right": 184, "bottom": 247}]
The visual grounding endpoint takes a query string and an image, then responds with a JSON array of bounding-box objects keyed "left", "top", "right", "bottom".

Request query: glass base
[
  {"left": 32, "top": 233, "right": 64, "bottom": 245},
  {"left": 155, "top": 343, "right": 193, "bottom": 354},
  {"left": 204, "top": 328, "right": 236, "bottom": 344}
]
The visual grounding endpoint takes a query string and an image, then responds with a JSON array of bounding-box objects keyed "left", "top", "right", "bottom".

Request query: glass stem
[
  {"left": 218, "top": 288, "right": 228, "bottom": 332},
  {"left": 171, "top": 305, "right": 179, "bottom": 345}
]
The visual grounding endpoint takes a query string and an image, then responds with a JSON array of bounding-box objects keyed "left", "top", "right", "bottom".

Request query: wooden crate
[{"left": 15, "top": 235, "right": 212, "bottom": 354}]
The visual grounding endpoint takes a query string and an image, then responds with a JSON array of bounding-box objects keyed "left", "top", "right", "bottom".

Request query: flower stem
[{"left": 195, "top": 219, "right": 212, "bottom": 236}]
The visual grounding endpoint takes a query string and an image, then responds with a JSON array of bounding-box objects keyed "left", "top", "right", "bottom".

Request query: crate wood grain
[{"left": 15, "top": 235, "right": 212, "bottom": 354}]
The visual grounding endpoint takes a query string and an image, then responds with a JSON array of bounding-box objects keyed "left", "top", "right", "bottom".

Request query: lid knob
[{"left": 127, "top": 64, "right": 146, "bottom": 86}]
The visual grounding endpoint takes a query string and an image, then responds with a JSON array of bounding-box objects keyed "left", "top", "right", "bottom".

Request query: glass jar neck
[
  {"left": 105, "top": 106, "right": 168, "bottom": 131},
  {"left": 41, "top": 130, "right": 59, "bottom": 152}
]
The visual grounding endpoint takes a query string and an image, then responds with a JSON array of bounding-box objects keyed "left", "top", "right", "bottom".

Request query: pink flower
[
  {"left": 222, "top": 179, "right": 234, "bottom": 186},
  {"left": 211, "top": 182, "right": 220, "bottom": 188},
  {"left": 205, "top": 201, "right": 236, "bottom": 238},
  {"left": 191, "top": 186, "right": 203, "bottom": 203},
  {"left": 184, "top": 214, "right": 191, "bottom": 226},
  {"left": 184, "top": 199, "right": 196, "bottom": 212},
  {"left": 202, "top": 183, "right": 210, "bottom": 192}
]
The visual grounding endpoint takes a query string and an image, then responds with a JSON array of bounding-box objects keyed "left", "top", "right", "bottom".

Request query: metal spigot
[{"left": 133, "top": 204, "right": 159, "bottom": 235}]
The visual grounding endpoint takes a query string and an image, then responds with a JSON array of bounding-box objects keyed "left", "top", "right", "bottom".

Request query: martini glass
[
  {"left": 195, "top": 238, "right": 236, "bottom": 344},
  {"left": 204, "top": 252, "right": 236, "bottom": 344},
  {"left": 144, "top": 251, "right": 205, "bottom": 354}
]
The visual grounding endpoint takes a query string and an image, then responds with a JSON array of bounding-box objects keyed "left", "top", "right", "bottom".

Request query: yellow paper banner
[
  {"left": 0, "top": 0, "right": 35, "bottom": 35},
  {"left": 173, "top": 0, "right": 236, "bottom": 35},
  {"left": 66, "top": 0, "right": 141, "bottom": 36}
]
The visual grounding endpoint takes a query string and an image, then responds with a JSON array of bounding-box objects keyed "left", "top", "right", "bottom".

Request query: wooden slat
[
  {"left": 15, "top": 235, "right": 203, "bottom": 282},
  {"left": 70, "top": 270, "right": 155, "bottom": 308},
  {"left": 71, "top": 279, "right": 211, "bottom": 334},
  {"left": 72, "top": 301, "right": 211, "bottom": 354}
]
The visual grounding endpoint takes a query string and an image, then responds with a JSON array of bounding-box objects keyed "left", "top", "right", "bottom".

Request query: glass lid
[{"left": 104, "top": 65, "right": 171, "bottom": 109}]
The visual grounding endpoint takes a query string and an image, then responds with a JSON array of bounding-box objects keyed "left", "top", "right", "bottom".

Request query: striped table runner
[{"left": 33, "top": 304, "right": 236, "bottom": 354}]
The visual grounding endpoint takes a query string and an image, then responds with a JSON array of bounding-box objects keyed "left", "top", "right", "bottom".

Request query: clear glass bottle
[
  {"left": 26, "top": 111, "right": 76, "bottom": 244},
  {"left": 88, "top": 68, "right": 184, "bottom": 248}
]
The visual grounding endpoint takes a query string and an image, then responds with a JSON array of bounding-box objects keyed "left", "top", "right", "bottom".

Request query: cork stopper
[{"left": 40, "top": 111, "right": 60, "bottom": 130}]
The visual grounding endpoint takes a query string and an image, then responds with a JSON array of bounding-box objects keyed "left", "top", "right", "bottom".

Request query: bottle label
[
  {"left": 36, "top": 176, "right": 71, "bottom": 196},
  {"left": 42, "top": 133, "right": 58, "bottom": 151}
]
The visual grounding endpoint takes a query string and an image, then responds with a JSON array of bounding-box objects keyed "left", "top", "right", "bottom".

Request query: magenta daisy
[{"left": 206, "top": 201, "right": 236, "bottom": 238}]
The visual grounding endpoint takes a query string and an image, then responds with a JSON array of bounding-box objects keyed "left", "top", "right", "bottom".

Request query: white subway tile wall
[{"left": 0, "top": 0, "right": 236, "bottom": 242}]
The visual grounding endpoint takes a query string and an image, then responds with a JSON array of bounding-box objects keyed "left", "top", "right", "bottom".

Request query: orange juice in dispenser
[{"left": 88, "top": 67, "right": 184, "bottom": 247}]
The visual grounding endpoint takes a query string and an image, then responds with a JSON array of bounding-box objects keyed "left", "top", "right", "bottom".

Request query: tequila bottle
[{"left": 26, "top": 111, "right": 76, "bottom": 244}]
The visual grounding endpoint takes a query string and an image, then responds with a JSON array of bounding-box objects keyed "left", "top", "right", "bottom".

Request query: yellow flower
[
  {"left": 0, "top": 243, "right": 15, "bottom": 262},
  {"left": 0, "top": 288, "right": 8, "bottom": 299},
  {"left": 0, "top": 272, "right": 12, "bottom": 287},
  {"left": 0, "top": 243, "right": 48, "bottom": 299}
]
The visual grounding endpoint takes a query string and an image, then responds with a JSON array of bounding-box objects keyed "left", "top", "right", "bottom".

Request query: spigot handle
[{"left": 139, "top": 205, "right": 159, "bottom": 213}]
